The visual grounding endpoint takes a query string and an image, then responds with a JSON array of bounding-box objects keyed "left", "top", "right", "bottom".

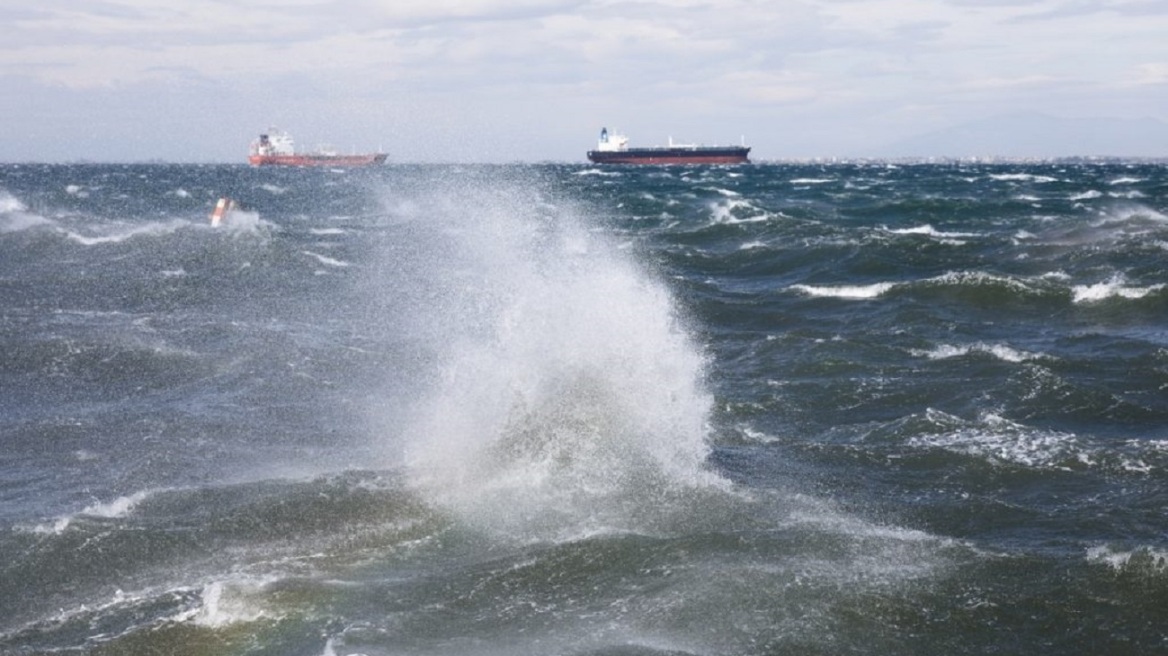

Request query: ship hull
[
  {"left": 248, "top": 153, "right": 387, "bottom": 167},
  {"left": 587, "top": 147, "right": 750, "bottom": 165}
]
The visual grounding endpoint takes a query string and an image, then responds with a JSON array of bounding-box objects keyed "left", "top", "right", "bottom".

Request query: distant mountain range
[{"left": 873, "top": 113, "right": 1168, "bottom": 159}]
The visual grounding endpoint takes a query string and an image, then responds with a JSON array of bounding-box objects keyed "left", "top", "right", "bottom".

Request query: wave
[
  {"left": 911, "top": 342, "right": 1047, "bottom": 363},
  {"left": 61, "top": 221, "right": 187, "bottom": 245},
  {"left": 1072, "top": 275, "right": 1165, "bottom": 304},
  {"left": 1087, "top": 545, "right": 1168, "bottom": 576},
  {"left": 790, "top": 282, "right": 896, "bottom": 299},
  {"left": 905, "top": 411, "right": 1087, "bottom": 470},
  {"left": 302, "top": 250, "right": 351, "bottom": 267},
  {"left": 23, "top": 490, "right": 156, "bottom": 535},
  {"left": 989, "top": 173, "right": 1058, "bottom": 183},
  {"left": 787, "top": 268, "right": 1140, "bottom": 312},
  {"left": 884, "top": 224, "right": 982, "bottom": 240},
  {"left": 708, "top": 197, "right": 773, "bottom": 224},
  {"left": 0, "top": 190, "right": 55, "bottom": 233},
  {"left": 0, "top": 189, "right": 28, "bottom": 213}
]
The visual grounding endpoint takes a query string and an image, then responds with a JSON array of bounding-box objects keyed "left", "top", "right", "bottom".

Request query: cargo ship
[
  {"left": 248, "top": 128, "right": 387, "bottom": 167},
  {"left": 586, "top": 128, "right": 750, "bottom": 165}
]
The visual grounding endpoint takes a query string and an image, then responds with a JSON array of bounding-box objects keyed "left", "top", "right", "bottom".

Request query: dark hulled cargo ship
[{"left": 586, "top": 127, "right": 750, "bottom": 165}]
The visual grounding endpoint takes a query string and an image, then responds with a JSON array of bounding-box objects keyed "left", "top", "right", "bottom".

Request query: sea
[{"left": 1, "top": 160, "right": 1167, "bottom": 655}]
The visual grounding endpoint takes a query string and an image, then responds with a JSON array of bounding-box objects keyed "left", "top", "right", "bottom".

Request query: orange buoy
[{"left": 210, "top": 197, "right": 234, "bottom": 226}]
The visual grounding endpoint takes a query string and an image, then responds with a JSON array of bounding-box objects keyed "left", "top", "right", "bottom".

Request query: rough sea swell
[{"left": 1, "top": 162, "right": 1167, "bottom": 655}]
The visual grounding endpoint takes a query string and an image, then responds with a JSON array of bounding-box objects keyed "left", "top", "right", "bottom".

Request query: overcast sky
[{"left": 2, "top": 0, "right": 1166, "bottom": 162}]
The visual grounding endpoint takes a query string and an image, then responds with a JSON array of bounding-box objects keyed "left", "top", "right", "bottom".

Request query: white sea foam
[
  {"left": 989, "top": 173, "right": 1058, "bottom": 183},
  {"left": 927, "top": 270, "right": 1037, "bottom": 294},
  {"left": 190, "top": 580, "right": 274, "bottom": 628},
  {"left": 908, "top": 412, "right": 1084, "bottom": 469},
  {"left": 790, "top": 282, "right": 896, "bottom": 299},
  {"left": 1, "top": 211, "right": 52, "bottom": 232},
  {"left": 1108, "top": 176, "right": 1144, "bottom": 185},
  {"left": 62, "top": 221, "right": 185, "bottom": 245},
  {"left": 0, "top": 189, "right": 28, "bottom": 213},
  {"left": 1070, "top": 190, "right": 1103, "bottom": 201},
  {"left": 1109, "top": 190, "right": 1146, "bottom": 199},
  {"left": 789, "top": 178, "right": 834, "bottom": 185},
  {"left": 310, "top": 227, "right": 347, "bottom": 235},
  {"left": 1072, "top": 275, "right": 1165, "bottom": 303},
  {"left": 912, "top": 342, "right": 1044, "bottom": 363},
  {"left": 0, "top": 191, "right": 55, "bottom": 233},
  {"left": 1099, "top": 204, "right": 1168, "bottom": 224},
  {"left": 886, "top": 224, "right": 980, "bottom": 239},
  {"left": 573, "top": 168, "right": 621, "bottom": 177},
  {"left": 303, "top": 250, "right": 351, "bottom": 267},
  {"left": 1087, "top": 545, "right": 1168, "bottom": 573},
  {"left": 28, "top": 490, "right": 155, "bottom": 534},
  {"left": 709, "top": 198, "right": 770, "bottom": 224}
]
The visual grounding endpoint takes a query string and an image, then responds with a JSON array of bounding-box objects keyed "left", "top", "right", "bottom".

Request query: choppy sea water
[{"left": 1, "top": 161, "right": 1167, "bottom": 655}]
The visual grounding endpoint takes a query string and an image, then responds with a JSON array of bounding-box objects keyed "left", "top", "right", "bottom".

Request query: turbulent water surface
[{"left": 2, "top": 161, "right": 1167, "bottom": 655}]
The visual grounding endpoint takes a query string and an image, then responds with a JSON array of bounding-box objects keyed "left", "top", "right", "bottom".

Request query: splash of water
[{"left": 377, "top": 173, "right": 723, "bottom": 539}]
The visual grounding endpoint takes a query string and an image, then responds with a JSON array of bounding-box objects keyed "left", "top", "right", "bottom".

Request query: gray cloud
[{"left": 1, "top": 0, "right": 1164, "bottom": 161}]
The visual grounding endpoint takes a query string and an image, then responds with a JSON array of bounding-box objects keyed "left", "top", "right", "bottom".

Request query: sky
[{"left": 2, "top": 0, "right": 1167, "bottom": 163}]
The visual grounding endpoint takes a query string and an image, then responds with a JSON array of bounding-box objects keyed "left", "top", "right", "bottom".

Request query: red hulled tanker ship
[
  {"left": 586, "top": 128, "right": 750, "bottom": 165},
  {"left": 248, "top": 129, "right": 387, "bottom": 167}
]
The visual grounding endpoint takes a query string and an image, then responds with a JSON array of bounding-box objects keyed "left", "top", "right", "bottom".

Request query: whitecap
[
  {"left": 190, "top": 579, "right": 275, "bottom": 628},
  {"left": 924, "top": 270, "right": 1035, "bottom": 294},
  {"left": 789, "top": 282, "right": 896, "bottom": 299},
  {"left": 885, "top": 224, "right": 980, "bottom": 239},
  {"left": 907, "top": 412, "right": 1084, "bottom": 469},
  {"left": 1072, "top": 275, "right": 1165, "bottom": 303},
  {"left": 302, "top": 250, "right": 351, "bottom": 267},
  {"left": 0, "top": 189, "right": 28, "bottom": 213},
  {"left": 911, "top": 342, "right": 1044, "bottom": 363},
  {"left": 989, "top": 173, "right": 1058, "bottom": 183},
  {"left": 1070, "top": 190, "right": 1103, "bottom": 201},
  {"left": 709, "top": 198, "right": 771, "bottom": 224},
  {"left": 1087, "top": 545, "right": 1168, "bottom": 573},
  {"left": 62, "top": 221, "right": 184, "bottom": 245},
  {"left": 1, "top": 211, "right": 52, "bottom": 233},
  {"left": 26, "top": 489, "right": 155, "bottom": 534}
]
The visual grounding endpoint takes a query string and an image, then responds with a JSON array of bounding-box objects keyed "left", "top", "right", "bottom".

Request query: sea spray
[{"left": 375, "top": 173, "right": 724, "bottom": 539}]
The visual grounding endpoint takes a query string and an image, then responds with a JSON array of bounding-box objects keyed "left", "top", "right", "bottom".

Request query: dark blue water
[{"left": 2, "top": 161, "right": 1167, "bottom": 655}]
